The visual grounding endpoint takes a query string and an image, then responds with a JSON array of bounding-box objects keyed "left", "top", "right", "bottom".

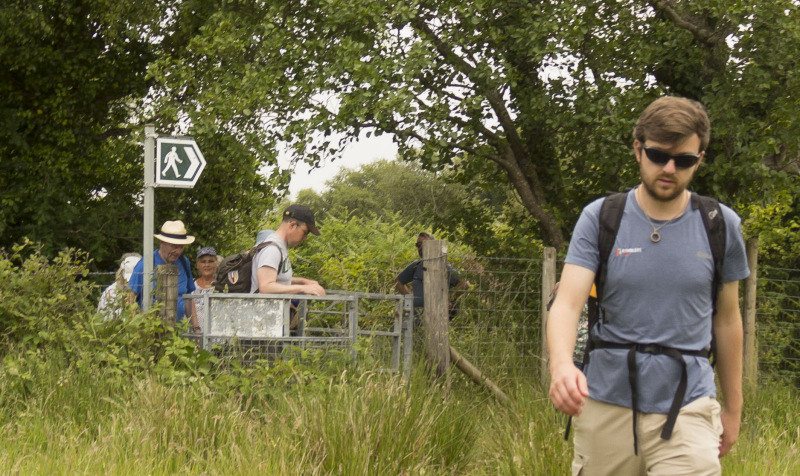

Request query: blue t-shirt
[
  {"left": 128, "top": 250, "right": 197, "bottom": 322},
  {"left": 396, "top": 259, "right": 460, "bottom": 308},
  {"left": 565, "top": 187, "right": 750, "bottom": 413}
]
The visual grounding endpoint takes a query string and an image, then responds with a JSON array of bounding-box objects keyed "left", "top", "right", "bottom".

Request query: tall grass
[
  {"left": 0, "top": 356, "right": 479, "bottom": 475},
  {"left": 722, "top": 382, "right": 800, "bottom": 475},
  {"left": 3, "top": 351, "right": 795, "bottom": 475}
]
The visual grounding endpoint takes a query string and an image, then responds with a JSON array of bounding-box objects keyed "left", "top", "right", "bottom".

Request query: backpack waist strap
[
  {"left": 593, "top": 341, "right": 709, "bottom": 358},
  {"left": 592, "top": 340, "right": 710, "bottom": 455}
]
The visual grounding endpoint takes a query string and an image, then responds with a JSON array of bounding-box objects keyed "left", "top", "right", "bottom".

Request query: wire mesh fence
[
  {"left": 87, "top": 254, "right": 800, "bottom": 390},
  {"left": 446, "top": 255, "right": 800, "bottom": 392},
  {"left": 448, "top": 256, "right": 544, "bottom": 389},
  {"left": 757, "top": 266, "right": 800, "bottom": 388}
]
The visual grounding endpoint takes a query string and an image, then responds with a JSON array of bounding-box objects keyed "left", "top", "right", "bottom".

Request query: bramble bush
[
  {"left": 0, "top": 242, "right": 218, "bottom": 402},
  {"left": 0, "top": 240, "right": 95, "bottom": 350}
]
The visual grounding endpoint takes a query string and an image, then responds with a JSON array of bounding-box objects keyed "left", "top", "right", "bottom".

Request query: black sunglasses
[{"left": 642, "top": 145, "right": 702, "bottom": 169}]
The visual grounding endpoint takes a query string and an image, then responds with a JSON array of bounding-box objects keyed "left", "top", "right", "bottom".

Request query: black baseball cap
[{"left": 283, "top": 204, "right": 320, "bottom": 235}]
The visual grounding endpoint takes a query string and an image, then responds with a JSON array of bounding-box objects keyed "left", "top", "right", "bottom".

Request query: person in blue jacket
[{"left": 128, "top": 220, "right": 200, "bottom": 332}]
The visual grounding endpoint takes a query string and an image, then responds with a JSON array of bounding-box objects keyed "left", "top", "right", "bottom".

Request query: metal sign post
[
  {"left": 142, "top": 125, "right": 156, "bottom": 311},
  {"left": 141, "top": 129, "right": 206, "bottom": 312}
]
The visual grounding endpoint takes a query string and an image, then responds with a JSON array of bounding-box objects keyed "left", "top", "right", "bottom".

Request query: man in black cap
[{"left": 250, "top": 205, "right": 326, "bottom": 296}]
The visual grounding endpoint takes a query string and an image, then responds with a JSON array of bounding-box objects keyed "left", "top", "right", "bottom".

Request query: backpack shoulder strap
[
  {"left": 258, "top": 240, "right": 284, "bottom": 265},
  {"left": 595, "top": 192, "right": 628, "bottom": 303},
  {"left": 690, "top": 193, "right": 726, "bottom": 315},
  {"left": 565, "top": 191, "right": 627, "bottom": 442},
  {"left": 250, "top": 240, "right": 272, "bottom": 256},
  {"left": 178, "top": 254, "right": 192, "bottom": 280}
]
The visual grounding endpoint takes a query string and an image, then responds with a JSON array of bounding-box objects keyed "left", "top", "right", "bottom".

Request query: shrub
[{"left": 0, "top": 241, "right": 95, "bottom": 351}]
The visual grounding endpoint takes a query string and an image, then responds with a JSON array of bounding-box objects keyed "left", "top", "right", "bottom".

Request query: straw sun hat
[{"left": 154, "top": 220, "right": 195, "bottom": 245}]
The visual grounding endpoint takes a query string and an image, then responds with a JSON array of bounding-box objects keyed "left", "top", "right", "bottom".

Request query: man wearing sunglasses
[
  {"left": 547, "top": 96, "right": 750, "bottom": 475},
  {"left": 250, "top": 204, "right": 326, "bottom": 296}
]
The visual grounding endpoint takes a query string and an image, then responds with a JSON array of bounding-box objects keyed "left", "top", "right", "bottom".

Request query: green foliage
[
  {"left": 141, "top": 0, "right": 800, "bottom": 253},
  {"left": 4, "top": 0, "right": 800, "bottom": 265},
  {"left": 1, "top": 364, "right": 798, "bottom": 474},
  {"left": 742, "top": 190, "right": 800, "bottom": 264},
  {"left": 290, "top": 209, "right": 476, "bottom": 296},
  {"left": 0, "top": 242, "right": 798, "bottom": 474},
  {"left": 723, "top": 381, "right": 800, "bottom": 474},
  {"left": 298, "top": 158, "right": 543, "bottom": 258},
  {"left": 0, "top": 0, "right": 157, "bottom": 261},
  {"left": 757, "top": 266, "right": 800, "bottom": 387},
  {"left": 0, "top": 241, "right": 94, "bottom": 348},
  {"left": 0, "top": 0, "right": 283, "bottom": 270},
  {"left": 0, "top": 242, "right": 218, "bottom": 393}
]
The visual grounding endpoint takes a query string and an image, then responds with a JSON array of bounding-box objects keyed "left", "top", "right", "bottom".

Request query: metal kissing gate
[{"left": 185, "top": 291, "right": 414, "bottom": 375}]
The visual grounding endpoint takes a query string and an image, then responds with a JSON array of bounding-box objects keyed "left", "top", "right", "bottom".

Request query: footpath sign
[
  {"left": 142, "top": 129, "right": 208, "bottom": 311},
  {"left": 155, "top": 137, "right": 207, "bottom": 188}
]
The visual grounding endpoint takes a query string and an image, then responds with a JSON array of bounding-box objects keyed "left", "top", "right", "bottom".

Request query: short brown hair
[{"left": 633, "top": 96, "right": 710, "bottom": 151}]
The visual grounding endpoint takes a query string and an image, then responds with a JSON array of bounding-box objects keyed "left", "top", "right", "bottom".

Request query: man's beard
[{"left": 641, "top": 176, "right": 686, "bottom": 202}]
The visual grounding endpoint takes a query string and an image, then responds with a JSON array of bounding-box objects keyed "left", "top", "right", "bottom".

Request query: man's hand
[
  {"left": 302, "top": 282, "right": 326, "bottom": 296},
  {"left": 549, "top": 362, "right": 589, "bottom": 416},
  {"left": 719, "top": 407, "right": 741, "bottom": 457}
]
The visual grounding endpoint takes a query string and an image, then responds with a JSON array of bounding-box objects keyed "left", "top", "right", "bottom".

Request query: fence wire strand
[{"left": 87, "top": 257, "right": 800, "bottom": 390}]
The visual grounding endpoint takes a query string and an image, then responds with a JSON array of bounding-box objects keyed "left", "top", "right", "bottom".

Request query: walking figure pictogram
[{"left": 162, "top": 146, "right": 182, "bottom": 177}]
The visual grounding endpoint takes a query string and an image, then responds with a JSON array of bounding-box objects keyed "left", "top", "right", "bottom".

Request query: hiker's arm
[
  {"left": 188, "top": 299, "right": 200, "bottom": 332},
  {"left": 547, "top": 263, "right": 594, "bottom": 416},
  {"left": 713, "top": 280, "right": 744, "bottom": 457},
  {"left": 395, "top": 278, "right": 411, "bottom": 295},
  {"left": 257, "top": 266, "right": 326, "bottom": 296},
  {"left": 291, "top": 276, "right": 326, "bottom": 295}
]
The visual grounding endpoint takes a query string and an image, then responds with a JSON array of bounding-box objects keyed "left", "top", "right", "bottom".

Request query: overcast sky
[{"left": 285, "top": 132, "right": 398, "bottom": 198}]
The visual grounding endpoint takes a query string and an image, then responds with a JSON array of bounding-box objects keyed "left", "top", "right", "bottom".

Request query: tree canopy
[
  {"left": 2, "top": 0, "right": 799, "bottom": 264},
  {"left": 0, "top": 0, "right": 284, "bottom": 268},
  {"left": 296, "top": 159, "right": 541, "bottom": 258},
  {"left": 154, "top": 0, "right": 800, "bottom": 250}
]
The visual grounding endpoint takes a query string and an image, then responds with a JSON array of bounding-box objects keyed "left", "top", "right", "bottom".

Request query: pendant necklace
[{"left": 639, "top": 187, "right": 688, "bottom": 243}]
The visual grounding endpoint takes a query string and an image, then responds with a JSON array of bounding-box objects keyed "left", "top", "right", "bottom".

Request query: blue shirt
[
  {"left": 565, "top": 188, "right": 750, "bottom": 413},
  {"left": 128, "top": 250, "right": 196, "bottom": 322}
]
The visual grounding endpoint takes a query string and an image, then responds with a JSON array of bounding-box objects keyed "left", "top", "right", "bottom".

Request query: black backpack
[
  {"left": 214, "top": 241, "right": 283, "bottom": 293},
  {"left": 564, "top": 191, "right": 726, "bottom": 447}
]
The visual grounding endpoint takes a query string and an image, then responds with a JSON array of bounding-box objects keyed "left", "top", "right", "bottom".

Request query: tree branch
[
  {"left": 410, "top": 15, "right": 530, "bottom": 167},
  {"left": 648, "top": 0, "right": 717, "bottom": 45}
]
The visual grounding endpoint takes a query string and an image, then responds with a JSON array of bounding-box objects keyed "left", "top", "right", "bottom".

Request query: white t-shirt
[{"left": 249, "top": 237, "right": 290, "bottom": 293}]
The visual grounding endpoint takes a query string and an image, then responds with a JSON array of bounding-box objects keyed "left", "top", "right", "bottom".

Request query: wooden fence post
[
  {"left": 742, "top": 237, "right": 759, "bottom": 396},
  {"left": 423, "top": 239, "right": 450, "bottom": 390},
  {"left": 541, "top": 247, "right": 557, "bottom": 388},
  {"left": 155, "top": 264, "right": 179, "bottom": 327}
]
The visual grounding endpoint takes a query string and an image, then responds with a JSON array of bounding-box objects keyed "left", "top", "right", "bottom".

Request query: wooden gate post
[
  {"left": 155, "top": 264, "right": 179, "bottom": 327},
  {"left": 742, "top": 237, "right": 759, "bottom": 396},
  {"left": 423, "top": 239, "right": 450, "bottom": 390},
  {"left": 541, "top": 247, "right": 557, "bottom": 388}
]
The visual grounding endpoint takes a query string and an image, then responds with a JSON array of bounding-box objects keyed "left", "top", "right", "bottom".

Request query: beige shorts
[{"left": 572, "top": 396, "right": 723, "bottom": 476}]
